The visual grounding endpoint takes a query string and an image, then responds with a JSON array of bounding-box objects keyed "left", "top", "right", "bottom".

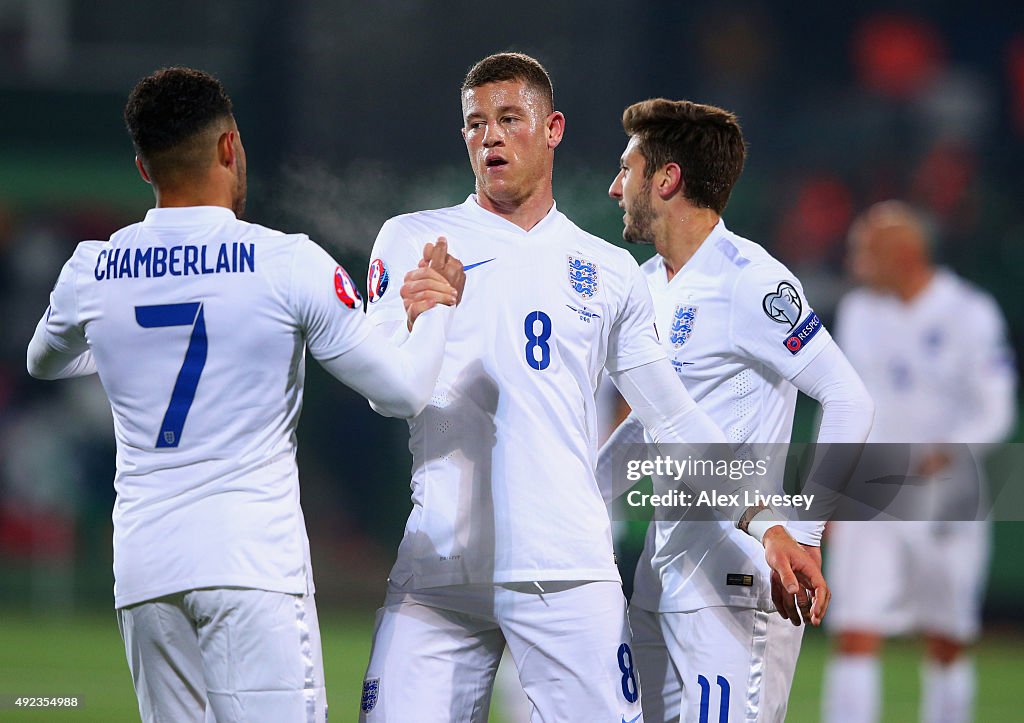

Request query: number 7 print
[{"left": 135, "top": 302, "right": 208, "bottom": 448}]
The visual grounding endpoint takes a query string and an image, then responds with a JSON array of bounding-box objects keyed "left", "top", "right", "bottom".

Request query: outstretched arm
[
  {"left": 298, "top": 238, "right": 462, "bottom": 419},
  {"left": 766, "top": 340, "right": 872, "bottom": 625},
  {"left": 320, "top": 296, "right": 453, "bottom": 419},
  {"left": 610, "top": 358, "right": 830, "bottom": 624},
  {"left": 324, "top": 241, "right": 462, "bottom": 418}
]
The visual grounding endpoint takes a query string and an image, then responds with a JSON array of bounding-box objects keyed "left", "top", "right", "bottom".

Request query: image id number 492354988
[{"left": 4, "top": 695, "right": 81, "bottom": 708}]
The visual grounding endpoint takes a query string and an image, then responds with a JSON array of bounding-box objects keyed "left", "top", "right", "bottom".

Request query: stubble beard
[
  {"left": 623, "top": 178, "right": 655, "bottom": 246},
  {"left": 233, "top": 163, "right": 247, "bottom": 219}
]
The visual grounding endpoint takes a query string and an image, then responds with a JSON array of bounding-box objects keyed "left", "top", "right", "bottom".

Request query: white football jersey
[
  {"left": 40, "top": 206, "right": 372, "bottom": 607},
  {"left": 834, "top": 269, "right": 1015, "bottom": 520},
  {"left": 631, "top": 220, "right": 833, "bottom": 612},
  {"left": 366, "top": 196, "right": 665, "bottom": 587},
  {"left": 828, "top": 270, "right": 1014, "bottom": 641},
  {"left": 835, "top": 269, "right": 1014, "bottom": 445}
]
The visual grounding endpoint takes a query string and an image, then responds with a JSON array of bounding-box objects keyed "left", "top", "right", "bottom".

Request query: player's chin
[
  {"left": 478, "top": 178, "right": 519, "bottom": 202},
  {"left": 622, "top": 228, "right": 653, "bottom": 246},
  {"left": 479, "top": 169, "right": 508, "bottom": 184}
]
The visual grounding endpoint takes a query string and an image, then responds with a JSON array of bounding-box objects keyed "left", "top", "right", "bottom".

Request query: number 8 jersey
[
  {"left": 38, "top": 206, "right": 373, "bottom": 608},
  {"left": 366, "top": 196, "right": 665, "bottom": 587}
]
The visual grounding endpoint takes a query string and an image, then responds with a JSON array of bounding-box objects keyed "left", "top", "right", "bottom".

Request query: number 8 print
[
  {"left": 523, "top": 310, "right": 552, "bottom": 370},
  {"left": 617, "top": 643, "right": 639, "bottom": 704}
]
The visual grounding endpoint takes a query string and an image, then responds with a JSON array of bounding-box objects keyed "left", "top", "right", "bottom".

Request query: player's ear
[
  {"left": 546, "top": 111, "right": 565, "bottom": 150},
  {"left": 135, "top": 157, "right": 152, "bottom": 185},
  {"left": 658, "top": 162, "right": 683, "bottom": 199},
  {"left": 217, "top": 131, "right": 237, "bottom": 169}
]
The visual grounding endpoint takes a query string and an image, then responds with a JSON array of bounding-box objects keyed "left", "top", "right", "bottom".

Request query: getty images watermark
[
  {"left": 607, "top": 442, "right": 1024, "bottom": 522},
  {"left": 624, "top": 455, "right": 815, "bottom": 512}
]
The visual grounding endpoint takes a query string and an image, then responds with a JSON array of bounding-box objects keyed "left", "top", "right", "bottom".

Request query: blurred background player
[
  {"left": 601, "top": 98, "right": 873, "bottom": 722},
  {"left": 358, "top": 52, "right": 826, "bottom": 722},
  {"left": 822, "top": 201, "right": 1017, "bottom": 723},
  {"left": 26, "top": 66, "right": 462, "bottom": 723}
]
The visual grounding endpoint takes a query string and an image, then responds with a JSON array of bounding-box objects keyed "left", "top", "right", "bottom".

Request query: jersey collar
[
  {"left": 142, "top": 206, "right": 237, "bottom": 227},
  {"left": 657, "top": 217, "right": 728, "bottom": 287},
  {"left": 907, "top": 267, "right": 953, "bottom": 310},
  {"left": 463, "top": 195, "right": 561, "bottom": 236},
  {"left": 687, "top": 217, "right": 728, "bottom": 270}
]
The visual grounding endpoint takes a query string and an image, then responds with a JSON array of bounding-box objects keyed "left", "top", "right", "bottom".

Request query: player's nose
[
  {"left": 482, "top": 121, "right": 505, "bottom": 147},
  {"left": 608, "top": 171, "right": 623, "bottom": 199}
]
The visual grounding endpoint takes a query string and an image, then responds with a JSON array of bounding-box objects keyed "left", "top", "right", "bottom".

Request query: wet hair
[
  {"left": 461, "top": 52, "right": 554, "bottom": 112},
  {"left": 622, "top": 98, "right": 746, "bottom": 214},
  {"left": 124, "top": 66, "right": 234, "bottom": 185}
]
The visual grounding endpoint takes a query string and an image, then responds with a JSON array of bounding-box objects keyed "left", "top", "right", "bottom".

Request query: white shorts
[
  {"left": 358, "top": 580, "right": 643, "bottom": 723},
  {"left": 826, "top": 521, "right": 991, "bottom": 642},
  {"left": 629, "top": 604, "right": 803, "bottom": 723},
  {"left": 117, "top": 588, "right": 327, "bottom": 723}
]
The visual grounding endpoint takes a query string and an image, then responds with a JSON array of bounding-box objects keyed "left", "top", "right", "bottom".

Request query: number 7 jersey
[
  {"left": 39, "top": 206, "right": 372, "bottom": 607},
  {"left": 366, "top": 196, "right": 665, "bottom": 587}
]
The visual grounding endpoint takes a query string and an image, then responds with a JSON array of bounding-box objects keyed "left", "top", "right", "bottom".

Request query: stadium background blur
[{"left": 1, "top": 1, "right": 1021, "bottom": 720}]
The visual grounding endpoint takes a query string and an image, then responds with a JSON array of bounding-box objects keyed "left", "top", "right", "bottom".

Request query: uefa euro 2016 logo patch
[
  {"left": 361, "top": 678, "right": 379, "bottom": 712},
  {"left": 670, "top": 304, "right": 698, "bottom": 348},
  {"left": 334, "top": 265, "right": 362, "bottom": 309},
  {"left": 568, "top": 255, "right": 599, "bottom": 299},
  {"left": 367, "top": 258, "right": 389, "bottom": 304},
  {"left": 762, "top": 281, "right": 802, "bottom": 328}
]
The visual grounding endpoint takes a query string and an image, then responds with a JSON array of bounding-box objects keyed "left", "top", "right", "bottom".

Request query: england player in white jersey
[
  {"left": 26, "top": 67, "right": 464, "bottom": 723},
  {"left": 357, "top": 54, "right": 828, "bottom": 723},
  {"left": 601, "top": 99, "right": 875, "bottom": 723},
  {"left": 822, "top": 202, "right": 1016, "bottom": 723}
]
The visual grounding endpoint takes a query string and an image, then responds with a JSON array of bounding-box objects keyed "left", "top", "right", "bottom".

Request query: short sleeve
[
  {"left": 605, "top": 255, "right": 667, "bottom": 373},
  {"left": 364, "top": 218, "right": 424, "bottom": 328},
  {"left": 42, "top": 250, "right": 89, "bottom": 355},
  {"left": 730, "top": 262, "right": 833, "bottom": 380},
  {"left": 289, "top": 236, "right": 373, "bottom": 361}
]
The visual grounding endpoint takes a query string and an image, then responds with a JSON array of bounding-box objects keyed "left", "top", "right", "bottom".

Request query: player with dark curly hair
[
  {"left": 27, "top": 66, "right": 464, "bottom": 723},
  {"left": 123, "top": 67, "right": 245, "bottom": 216}
]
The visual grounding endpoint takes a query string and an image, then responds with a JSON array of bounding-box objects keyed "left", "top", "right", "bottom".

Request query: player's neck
[
  {"left": 475, "top": 184, "right": 554, "bottom": 232},
  {"left": 153, "top": 181, "right": 235, "bottom": 212},
  {"left": 896, "top": 266, "right": 935, "bottom": 302},
  {"left": 660, "top": 208, "right": 719, "bottom": 281}
]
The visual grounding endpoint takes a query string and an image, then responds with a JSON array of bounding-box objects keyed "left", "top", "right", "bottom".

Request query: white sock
[
  {"left": 921, "top": 658, "right": 975, "bottom": 723},
  {"left": 822, "top": 654, "right": 881, "bottom": 723}
]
